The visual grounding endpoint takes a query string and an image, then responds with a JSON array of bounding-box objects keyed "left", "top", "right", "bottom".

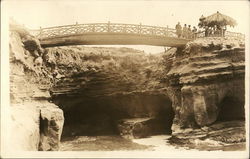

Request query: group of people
[
  {"left": 204, "top": 25, "right": 226, "bottom": 37},
  {"left": 175, "top": 22, "right": 227, "bottom": 39},
  {"left": 175, "top": 22, "right": 198, "bottom": 39}
]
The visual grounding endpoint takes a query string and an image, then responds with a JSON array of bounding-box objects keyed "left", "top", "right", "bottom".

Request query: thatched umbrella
[
  {"left": 203, "top": 11, "right": 237, "bottom": 27},
  {"left": 199, "top": 15, "right": 206, "bottom": 21},
  {"left": 198, "top": 15, "right": 207, "bottom": 28}
]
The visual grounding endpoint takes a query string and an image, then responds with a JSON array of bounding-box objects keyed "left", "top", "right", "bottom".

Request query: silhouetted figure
[
  {"left": 183, "top": 24, "right": 188, "bottom": 38},
  {"left": 216, "top": 25, "right": 222, "bottom": 36},
  {"left": 175, "top": 22, "right": 182, "bottom": 38},
  {"left": 192, "top": 26, "right": 197, "bottom": 38},
  {"left": 208, "top": 27, "right": 213, "bottom": 36},
  {"left": 214, "top": 25, "right": 219, "bottom": 36},
  {"left": 188, "top": 25, "right": 192, "bottom": 39},
  {"left": 222, "top": 26, "right": 227, "bottom": 37},
  {"left": 205, "top": 26, "right": 209, "bottom": 37}
]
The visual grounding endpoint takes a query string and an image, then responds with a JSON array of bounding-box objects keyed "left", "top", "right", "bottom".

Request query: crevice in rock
[
  {"left": 39, "top": 111, "right": 49, "bottom": 136},
  {"left": 38, "top": 111, "right": 50, "bottom": 151}
]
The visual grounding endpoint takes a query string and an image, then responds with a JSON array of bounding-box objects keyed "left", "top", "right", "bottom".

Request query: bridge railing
[
  {"left": 225, "top": 31, "right": 245, "bottom": 40},
  {"left": 34, "top": 22, "right": 178, "bottom": 39},
  {"left": 196, "top": 30, "right": 245, "bottom": 40},
  {"left": 31, "top": 22, "right": 245, "bottom": 42}
]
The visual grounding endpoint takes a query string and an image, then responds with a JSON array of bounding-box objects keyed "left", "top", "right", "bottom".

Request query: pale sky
[{"left": 3, "top": 0, "right": 250, "bottom": 53}]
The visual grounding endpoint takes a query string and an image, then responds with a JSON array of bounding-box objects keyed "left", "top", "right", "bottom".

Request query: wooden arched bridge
[
  {"left": 32, "top": 22, "right": 191, "bottom": 47},
  {"left": 31, "top": 22, "right": 245, "bottom": 47}
]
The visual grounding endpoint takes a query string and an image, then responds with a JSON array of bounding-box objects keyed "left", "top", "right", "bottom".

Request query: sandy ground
[
  {"left": 60, "top": 135, "right": 151, "bottom": 151},
  {"left": 60, "top": 135, "right": 188, "bottom": 151},
  {"left": 132, "top": 135, "right": 189, "bottom": 151},
  {"left": 132, "top": 135, "right": 187, "bottom": 151}
]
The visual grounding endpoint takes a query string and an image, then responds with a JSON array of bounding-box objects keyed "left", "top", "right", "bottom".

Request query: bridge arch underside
[{"left": 39, "top": 33, "right": 189, "bottom": 47}]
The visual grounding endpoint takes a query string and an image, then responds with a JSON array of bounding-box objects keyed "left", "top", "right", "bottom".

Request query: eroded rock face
[
  {"left": 166, "top": 37, "right": 245, "bottom": 132},
  {"left": 9, "top": 104, "right": 40, "bottom": 151},
  {"left": 38, "top": 102, "right": 64, "bottom": 151},
  {"left": 47, "top": 46, "right": 174, "bottom": 138},
  {"left": 168, "top": 120, "right": 245, "bottom": 151},
  {"left": 9, "top": 102, "right": 64, "bottom": 151},
  {"left": 9, "top": 25, "right": 64, "bottom": 151}
]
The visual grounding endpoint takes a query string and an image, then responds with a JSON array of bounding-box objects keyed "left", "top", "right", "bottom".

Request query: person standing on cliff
[
  {"left": 187, "top": 25, "right": 192, "bottom": 39},
  {"left": 222, "top": 25, "right": 227, "bottom": 37},
  {"left": 182, "top": 24, "right": 188, "bottom": 38},
  {"left": 205, "top": 26, "right": 209, "bottom": 37},
  {"left": 175, "top": 22, "right": 182, "bottom": 38},
  {"left": 192, "top": 26, "right": 197, "bottom": 39}
]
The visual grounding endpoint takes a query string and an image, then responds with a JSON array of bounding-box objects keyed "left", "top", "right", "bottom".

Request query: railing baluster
[
  {"left": 123, "top": 24, "right": 127, "bottom": 33},
  {"left": 38, "top": 27, "right": 43, "bottom": 38},
  {"left": 138, "top": 23, "right": 142, "bottom": 34},
  {"left": 166, "top": 26, "right": 169, "bottom": 37},
  {"left": 92, "top": 24, "right": 95, "bottom": 32},
  {"left": 107, "top": 21, "right": 110, "bottom": 32},
  {"left": 75, "top": 22, "right": 78, "bottom": 33}
]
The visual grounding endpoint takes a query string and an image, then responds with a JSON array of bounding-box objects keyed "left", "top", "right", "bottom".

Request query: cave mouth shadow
[
  {"left": 62, "top": 107, "right": 120, "bottom": 138},
  {"left": 59, "top": 94, "right": 175, "bottom": 140},
  {"left": 217, "top": 96, "right": 245, "bottom": 122}
]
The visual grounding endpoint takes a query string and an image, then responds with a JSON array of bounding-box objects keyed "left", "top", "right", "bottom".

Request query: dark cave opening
[
  {"left": 56, "top": 94, "right": 175, "bottom": 139},
  {"left": 217, "top": 96, "right": 245, "bottom": 122},
  {"left": 62, "top": 99, "right": 120, "bottom": 137}
]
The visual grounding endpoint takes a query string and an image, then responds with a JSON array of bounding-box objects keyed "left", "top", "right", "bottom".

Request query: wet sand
[{"left": 59, "top": 135, "right": 184, "bottom": 151}]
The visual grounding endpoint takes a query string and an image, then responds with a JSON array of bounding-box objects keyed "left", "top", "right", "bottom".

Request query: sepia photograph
[{"left": 1, "top": 0, "right": 249, "bottom": 158}]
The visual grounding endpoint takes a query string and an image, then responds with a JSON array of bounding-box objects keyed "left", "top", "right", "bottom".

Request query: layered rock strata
[
  {"left": 165, "top": 37, "right": 245, "bottom": 149},
  {"left": 166, "top": 37, "right": 245, "bottom": 131},
  {"left": 9, "top": 25, "right": 64, "bottom": 151}
]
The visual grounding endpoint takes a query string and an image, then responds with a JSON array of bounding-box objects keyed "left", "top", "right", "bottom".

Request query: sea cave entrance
[
  {"left": 217, "top": 96, "right": 245, "bottom": 122},
  {"left": 53, "top": 93, "right": 174, "bottom": 139}
]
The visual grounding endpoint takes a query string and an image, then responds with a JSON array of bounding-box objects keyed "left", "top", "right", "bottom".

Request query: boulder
[
  {"left": 38, "top": 103, "right": 64, "bottom": 151},
  {"left": 8, "top": 102, "right": 64, "bottom": 151},
  {"left": 117, "top": 117, "right": 172, "bottom": 139}
]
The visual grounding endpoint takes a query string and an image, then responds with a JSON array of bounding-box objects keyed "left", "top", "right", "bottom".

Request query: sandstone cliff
[
  {"left": 166, "top": 37, "right": 245, "bottom": 130},
  {"left": 9, "top": 24, "right": 64, "bottom": 151},
  {"left": 165, "top": 37, "right": 245, "bottom": 150}
]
